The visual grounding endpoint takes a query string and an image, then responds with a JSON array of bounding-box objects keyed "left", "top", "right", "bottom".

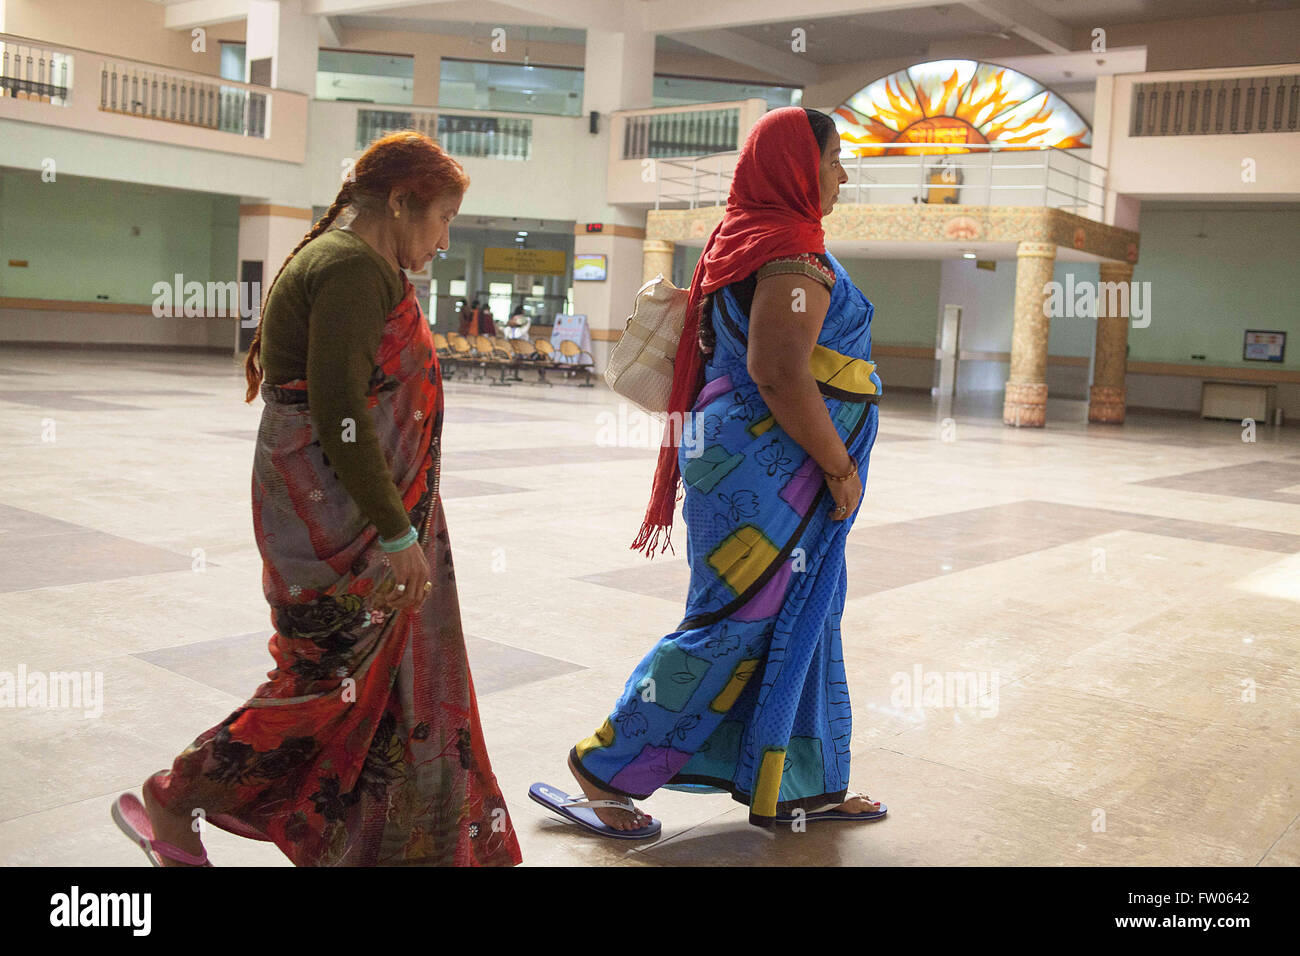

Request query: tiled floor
[{"left": 0, "top": 346, "right": 1297, "bottom": 867}]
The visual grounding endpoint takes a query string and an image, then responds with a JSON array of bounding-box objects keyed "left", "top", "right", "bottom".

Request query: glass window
[
  {"left": 486, "top": 282, "right": 514, "bottom": 328},
  {"left": 449, "top": 279, "right": 467, "bottom": 298},
  {"left": 439, "top": 58, "right": 583, "bottom": 116},
  {"left": 435, "top": 60, "right": 798, "bottom": 115},
  {"left": 653, "top": 75, "right": 801, "bottom": 110},
  {"left": 220, "top": 42, "right": 246, "bottom": 83},
  {"left": 317, "top": 49, "right": 413, "bottom": 105}
]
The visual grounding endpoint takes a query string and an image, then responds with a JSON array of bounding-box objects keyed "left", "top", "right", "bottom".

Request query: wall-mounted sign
[
  {"left": 551, "top": 314, "right": 591, "bottom": 360},
  {"left": 1244, "top": 330, "right": 1286, "bottom": 362},
  {"left": 585, "top": 223, "right": 604, "bottom": 233},
  {"left": 574, "top": 254, "right": 608, "bottom": 281},
  {"left": 483, "top": 247, "right": 567, "bottom": 276}
]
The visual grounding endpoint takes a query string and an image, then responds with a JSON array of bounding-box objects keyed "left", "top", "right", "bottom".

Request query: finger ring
[
  {"left": 835, "top": 506, "right": 847, "bottom": 515},
  {"left": 423, "top": 581, "right": 432, "bottom": 593},
  {"left": 395, "top": 583, "right": 406, "bottom": 593}
]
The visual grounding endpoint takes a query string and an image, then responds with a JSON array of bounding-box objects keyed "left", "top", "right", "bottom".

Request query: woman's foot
[
  {"left": 140, "top": 775, "right": 207, "bottom": 867},
  {"left": 567, "top": 753, "right": 653, "bottom": 832},
  {"left": 834, "top": 793, "right": 883, "bottom": 814}
]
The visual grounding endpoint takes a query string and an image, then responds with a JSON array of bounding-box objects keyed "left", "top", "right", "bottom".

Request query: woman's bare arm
[{"left": 746, "top": 273, "right": 853, "bottom": 476}]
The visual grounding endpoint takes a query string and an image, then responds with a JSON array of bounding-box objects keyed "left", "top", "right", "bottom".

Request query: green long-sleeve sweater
[{"left": 258, "top": 228, "right": 411, "bottom": 540}]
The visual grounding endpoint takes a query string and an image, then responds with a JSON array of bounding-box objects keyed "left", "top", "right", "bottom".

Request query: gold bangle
[{"left": 825, "top": 456, "right": 857, "bottom": 482}]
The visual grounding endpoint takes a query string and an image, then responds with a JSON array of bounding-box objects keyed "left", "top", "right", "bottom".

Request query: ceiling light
[{"left": 962, "top": 251, "right": 977, "bottom": 259}]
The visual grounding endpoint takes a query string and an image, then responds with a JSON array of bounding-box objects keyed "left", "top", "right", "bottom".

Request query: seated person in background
[
  {"left": 459, "top": 299, "right": 480, "bottom": 336},
  {"left": 477, "top": 303, "right": 497, "bottom": 337},
  {"left": 506, "top": 303, "right": 531, "bottom": 340}
]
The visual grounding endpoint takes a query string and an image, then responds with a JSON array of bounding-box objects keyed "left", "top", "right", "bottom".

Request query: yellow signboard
[{"left": 483, "top": 247, "right": 567, "bottom": 276}]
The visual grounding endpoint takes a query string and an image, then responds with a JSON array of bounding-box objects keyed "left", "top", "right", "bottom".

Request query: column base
[
  {"left": 1088, "top": 385, "right": 1127, "bottom": 424},
  {"left": 1003, "top": 382, "right": 1047, "bottom": 427}
]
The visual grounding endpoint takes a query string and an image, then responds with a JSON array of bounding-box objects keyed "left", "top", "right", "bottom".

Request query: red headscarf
[{"left": 630, "top": 107, "right": 828, "bottom": 558}]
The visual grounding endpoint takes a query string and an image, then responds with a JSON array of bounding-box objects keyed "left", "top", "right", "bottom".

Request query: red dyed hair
[{"left": 243, "top": 130, "right": 470, "bottom": 403}]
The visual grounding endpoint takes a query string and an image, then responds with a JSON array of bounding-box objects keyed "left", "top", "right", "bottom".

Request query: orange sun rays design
[{"left": 835, "top": 60, "right": 1091, "bottom": 157}]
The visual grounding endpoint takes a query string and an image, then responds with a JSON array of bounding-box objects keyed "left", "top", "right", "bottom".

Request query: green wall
[
  {"left": 838, "top": 257, "right": 941, "bottom": 347},
  {"left": 676, "top": 245, "right": 942, "bottom": 345},
  {"left": 1131, "top": 208, "right": 1299, "bottom": 369},
  {"left": 674, "top": 206, "right": 1299, "bottom": 375},
  {"left": 0, "top": 170, "right": 239, "bottom": 305}
]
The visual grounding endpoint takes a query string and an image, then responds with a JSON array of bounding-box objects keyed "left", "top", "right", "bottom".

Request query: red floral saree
[{"left": 150, "top": 275, "right": 522, "bottom": 867}]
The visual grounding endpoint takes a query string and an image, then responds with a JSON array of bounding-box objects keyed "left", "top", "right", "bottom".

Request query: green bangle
[{"left": 379, "top": 524, "right": 418, "bottom": 552}]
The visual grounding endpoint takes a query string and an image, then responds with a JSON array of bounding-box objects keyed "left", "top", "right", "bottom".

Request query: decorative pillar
[
  {"left": 642, "top": 239, "right": 675, "bottom": 284},
  {"left": 1002, "top": 241, "right": 1057, "bottom": 427},
  {"left": 1089, "top": 260, "right": 1134, "bottom": 423}
]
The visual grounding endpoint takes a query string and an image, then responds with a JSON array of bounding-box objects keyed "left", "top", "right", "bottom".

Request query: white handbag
[{"left": 604, "top": 273, "right": 689, "bottom": 414}]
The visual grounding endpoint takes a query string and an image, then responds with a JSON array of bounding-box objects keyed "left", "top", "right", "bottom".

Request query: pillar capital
[
  {"left": 1016, "top": 241, "right": 1057, "bottom": 260},
  {"left": 1098, "top": 260, "right": 1135, "bottom": 284},
  {"left": 642, "top": 238, "right": 675, "bottom": 284}
]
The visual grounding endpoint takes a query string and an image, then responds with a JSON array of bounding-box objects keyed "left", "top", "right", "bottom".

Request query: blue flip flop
[
  {"left": 775, "top": 792, "right": 888, "bottom": 824},
  {"left": 528, "top": 782, "right": 662, "bottom": 841}
]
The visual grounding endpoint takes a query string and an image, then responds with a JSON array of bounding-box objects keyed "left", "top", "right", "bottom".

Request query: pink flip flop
[{"left": 111, "top": 793, "right": 212, "bottom": 867}]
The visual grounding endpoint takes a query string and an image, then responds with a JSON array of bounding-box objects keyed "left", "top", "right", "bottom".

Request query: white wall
[
  {"left": 1105, "top": 67, "right": 1300, "bottom": 201},
  {"left": 0, "top": 118, "right": 310, "bottom": 204},
  {"left": 305, "top": 101, "right": 598, "bottom": 220}
]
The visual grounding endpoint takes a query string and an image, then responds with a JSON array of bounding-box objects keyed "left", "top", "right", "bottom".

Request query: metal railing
[
  {"left": 98, "top": 61, "right": 267, "bottom": 137},
  {"left": 356, "top": 107, "right": 532, "bottom": 159},
  {"left": 621, "top": 106, "right": 741, "bottom": 159},
  {"left": 653, "top": 142, "right": 1108, "bottom": 221},
  {"left": 0, "top": 40, "right": 71, "bottom": 104},
  {"left": 1131, "top": 74, "right": 1300, "bottom": 136}
]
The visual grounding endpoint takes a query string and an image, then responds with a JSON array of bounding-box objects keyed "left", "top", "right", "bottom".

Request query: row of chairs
[{"left": 433, "top": 332, "right": 595, "bottom": 387}]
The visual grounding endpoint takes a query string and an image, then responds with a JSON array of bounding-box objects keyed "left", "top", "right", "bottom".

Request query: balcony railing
[
  {"left": 356, "top": 107, "right": 532, "bottom": 159},
  {"left": 0, "top": 40, "right": 72, "bottom": 104},
  {"left": 99, "top": 61, "right": 267, "bottom": 137},
  {"left": 653, "top": 142, "right": 1108, "bottom": 221},
  {"left": 621, "top": 106, "right": 740, "bottom": 159},
  {"left": 0, "top": 32, "right": 302, "bottom": 161},
  {"left": 1131, "top": 74, "right": 1300, "bottom": 136}
]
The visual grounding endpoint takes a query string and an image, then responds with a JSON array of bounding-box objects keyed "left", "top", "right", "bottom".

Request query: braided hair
[{"left": 242, "top": 130, "right": 470, "bottom": 403}]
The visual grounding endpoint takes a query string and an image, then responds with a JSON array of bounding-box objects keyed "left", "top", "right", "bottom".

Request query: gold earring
[{"left": 394, "top": 210, "right": 400, "bottom": 219}]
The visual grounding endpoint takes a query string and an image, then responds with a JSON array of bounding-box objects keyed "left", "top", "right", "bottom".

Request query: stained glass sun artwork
[{"left": 833, "top": 59, "right": 1091, "bottom": 155}]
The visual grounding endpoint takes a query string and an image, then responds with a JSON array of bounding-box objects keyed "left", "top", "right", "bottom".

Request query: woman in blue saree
[{"left": 534, "top": 108, "right": 886, "bottom": 836}]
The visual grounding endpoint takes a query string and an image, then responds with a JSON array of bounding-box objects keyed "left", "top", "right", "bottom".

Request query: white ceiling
[{"left": 152, "top": 0, "right": 1300, "bottom": 69}]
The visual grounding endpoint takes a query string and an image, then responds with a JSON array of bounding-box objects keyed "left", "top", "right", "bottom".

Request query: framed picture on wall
[
  {"left": 1243, "top": 330, "right": 1286, "bottom": 363},
  {"left": 573, "top": 254, "right": 607, "bottom": 281}
]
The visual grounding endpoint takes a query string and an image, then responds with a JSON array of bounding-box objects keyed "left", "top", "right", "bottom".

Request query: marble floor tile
[{"left": 1, "top": 348, "right": 1297, "bottom": 866}]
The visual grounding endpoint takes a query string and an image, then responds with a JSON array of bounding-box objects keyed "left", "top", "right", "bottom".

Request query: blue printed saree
[{"left": 571, "top": 251, "right": 881, "bottom": 826}]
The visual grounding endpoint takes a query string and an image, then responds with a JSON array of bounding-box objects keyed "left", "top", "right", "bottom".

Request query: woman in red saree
[{"left": 111, "top": 132, "right": 522, "bottom": 867}]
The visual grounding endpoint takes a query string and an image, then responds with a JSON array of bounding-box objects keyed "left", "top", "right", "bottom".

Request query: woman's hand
[
  {"left": 374, "top": 541, "right": 432, "bottom": 612},
  {"left": 825, "top": 458, "right": 863, "bottom": 522}
]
